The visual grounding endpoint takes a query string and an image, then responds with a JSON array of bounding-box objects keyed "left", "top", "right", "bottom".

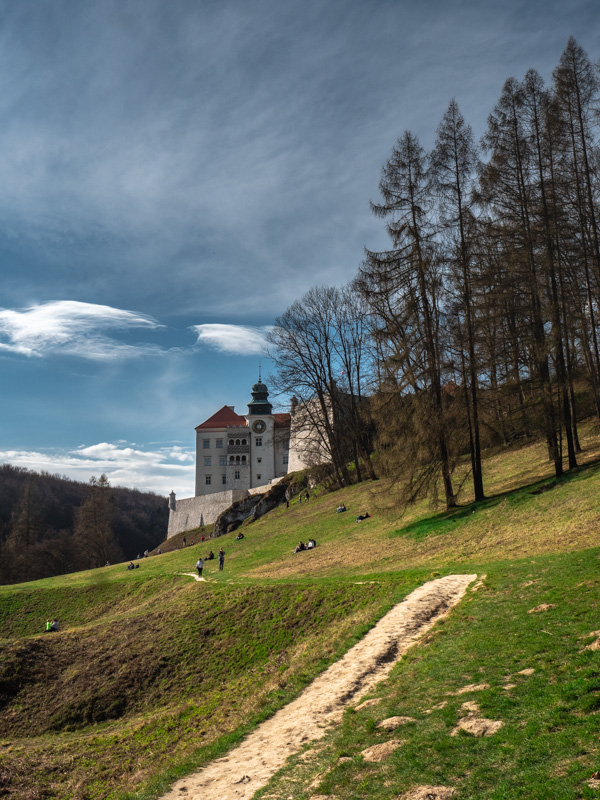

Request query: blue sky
[{"left": 0, "top": 0, "right": 597, "bottom": 496}]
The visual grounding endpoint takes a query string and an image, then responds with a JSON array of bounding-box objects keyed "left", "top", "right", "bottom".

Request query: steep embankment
[
  {"left": 0, "top": 571, "right": 425, "bottom": 799},
  {"left": 2, "top": 424, "right": 600, "bottom": 799}
]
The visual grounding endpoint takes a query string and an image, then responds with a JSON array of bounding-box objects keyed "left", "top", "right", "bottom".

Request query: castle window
[
  {"left": 219, "top": 456, "right": 226, "bottom": 466},
  {"left": 257, "top": 457, "right": 262, "bottom": 463},
  {"left": 241, "top": 455, "right": 246, "bottom": 463},
  {"left": 234, "top": 470, "right": 240, "bottom": 480},
  {"left": 241, "top": 438, "right": 247, "bottom": 445},
  {"left": 203, "top": 438, "right": 210, "bottom": 449},
  {"left": 236, "top": 455, "right": 240, "bottom": 463},
  {"left": 229, "top": 455, "right": 234, "bottom": 464},
  {"left": 255, "top": 437, "right": 262, "bottom": 447},
  {"left": 229, "top": 439, "right": 234, "bottom": 446},
  {"left": 235, "top": 439, "right": 240, "bottom": 446},
  {"left": 216, "top": 439, "right": 223, "bottom": 448},
  {"left": 222, "top": 474, "right": 227, "bottom": 484},
  {"left": 283, "top": 439, "right": 289, "bottom": 450},
  {"left": 204, "top": 456, "right": 211, "bottom": 466},
  {"left": 283, "top": 455, "right": 289, "bottom": 464},
  {"left": 257, "top": 474, "right": 262, "bottom": 481},
  {"left": 205, "top": 475, "right": 212, "bottom": 485}
]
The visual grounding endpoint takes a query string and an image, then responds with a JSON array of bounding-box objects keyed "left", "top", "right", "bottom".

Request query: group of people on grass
[
  {"left": 293, "top": 538, "right": 316, "bottom": 553},
  {"left": 44, "top": 618, "right": 59, "bottom": 632},
  {"left": 196, "top": 547, "right": 224, "bottom": 576},
  {"left": 336, "top": 502, "right": 371, "bottom": 522}
]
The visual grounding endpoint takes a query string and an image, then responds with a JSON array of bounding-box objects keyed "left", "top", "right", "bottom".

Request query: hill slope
[{"left": 1, "top": 425, "right": 600, "bottom": 799}]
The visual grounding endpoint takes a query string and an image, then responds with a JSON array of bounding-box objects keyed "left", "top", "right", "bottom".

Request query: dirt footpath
[{"left": 160, "top": 574, "right": 476, "bottom": 800}]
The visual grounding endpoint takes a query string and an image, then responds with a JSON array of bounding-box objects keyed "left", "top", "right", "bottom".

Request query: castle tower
[{"left": 246, "top": 366, "right": 273, "bottom": 416}]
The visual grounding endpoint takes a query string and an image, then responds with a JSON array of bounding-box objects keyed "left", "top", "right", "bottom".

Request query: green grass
[
  {"left": 0, "top": 571, "right": 425, "bottom": 799},
  {"left": 2, "top": 420, "right": 600, "bottom": 798},
  {"left": 258, "top": 549, "right": 600, "bottom": 799}
]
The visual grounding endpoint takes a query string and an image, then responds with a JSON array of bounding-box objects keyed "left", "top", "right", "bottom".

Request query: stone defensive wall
[
  {"left": 168, "top": 476, "right": 288, "bottom": 538},
  {"left": 167, "top": 490, "right": 248, "bottom": 538}
]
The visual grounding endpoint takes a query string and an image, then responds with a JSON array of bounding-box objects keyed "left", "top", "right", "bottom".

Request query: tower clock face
[{"left": 252, "top": 419, "right": 266, "bottom": 433}]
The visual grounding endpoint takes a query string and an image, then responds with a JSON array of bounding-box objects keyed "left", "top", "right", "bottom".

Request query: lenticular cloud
[
  {"left": 0, "top": 300, "right": 163, "bottom": 359},
  {"left": 192, "top": 323, "right": 271, "bottom": 355}
]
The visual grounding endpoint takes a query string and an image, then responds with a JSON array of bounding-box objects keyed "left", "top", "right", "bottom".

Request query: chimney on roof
[{"left": 227, "top": 406, "right": 235, "bottom": 410}]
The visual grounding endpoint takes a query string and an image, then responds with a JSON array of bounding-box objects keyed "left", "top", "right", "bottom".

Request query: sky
[{"left": 0, "top": 0, "right": 597, "bottom": 498}]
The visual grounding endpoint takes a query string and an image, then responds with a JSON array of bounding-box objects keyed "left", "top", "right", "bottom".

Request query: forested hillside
[{"left": 0, "top": 465, "right": 168, "bottom": 584}]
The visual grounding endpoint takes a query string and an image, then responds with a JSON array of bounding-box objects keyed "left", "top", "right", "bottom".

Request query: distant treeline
[
  {"left": 269, "top": 38, "right": 600, "bottom": 509},
  {"left": 0, "top": 465, "right": 168, "bottom": 585}
]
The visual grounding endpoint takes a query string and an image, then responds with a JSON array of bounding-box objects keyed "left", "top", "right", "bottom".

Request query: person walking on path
[
  {"left": 195, "top": 558, "right": 204, "bottom": 578},
  {"left": 218, "top": 547, "right": 225, "bottom": 571}
]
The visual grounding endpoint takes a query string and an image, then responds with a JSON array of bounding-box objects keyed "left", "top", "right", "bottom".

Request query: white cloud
[
  {"left": 192, "top": 323, "right": 271, "bottom": 355},
  {"left": 0, "top": 440, "right": 196, "bottom": 497},
  {"left": 0, "top": 300, "right": 164, "bottom": 360}
]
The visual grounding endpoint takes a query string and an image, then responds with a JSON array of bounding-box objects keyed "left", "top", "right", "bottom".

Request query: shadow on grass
[{"left": 391, "top": 455, "right": 600, "bottom": 541}]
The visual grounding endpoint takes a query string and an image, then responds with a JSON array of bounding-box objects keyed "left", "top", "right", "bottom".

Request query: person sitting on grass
[
  {"left": 45, "top": 619, "right": 52, "bottom": 632},
  {"left": 336, "top": 504, "right": 347, "bottom": 513},
  {"left": 50, "top": 618, "right": 59, "bottom": 631},
  {"left": 356, "top": 512, "right": 371, "bottom": 522},
  {"left": 307, "top": 538, "right": 316, "bottom": 549},
  {"left": 127, "top": 561, "right": 135, "bottom": 570},
  {"left": 235, "top": 532, "right": 245, "bottom": 541},
  {"left": 293, "top": 541, "right": 306, "bottom": 553},
  {"left": 207, "top": 550, "right": 214, "bottom": 560}
]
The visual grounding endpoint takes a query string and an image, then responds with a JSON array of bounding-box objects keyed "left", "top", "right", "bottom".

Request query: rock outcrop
[{"left": 211, "top": 476, "right": 293, "bottom": 538}]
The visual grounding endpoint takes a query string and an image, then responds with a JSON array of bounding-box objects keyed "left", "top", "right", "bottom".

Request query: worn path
[
  {"left": 160, "top": 574, "right": 476, "bottom": 800},
  {"left": 180, "top": 572, "right": 206, "bottom": 582}
]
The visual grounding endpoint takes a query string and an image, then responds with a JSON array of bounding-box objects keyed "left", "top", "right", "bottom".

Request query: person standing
[
  {"left": 195, "top": 558, "right": 204, "bottom": 578},
  {"left": 218, "top": 547, "right": 225, "bottom": 571}
]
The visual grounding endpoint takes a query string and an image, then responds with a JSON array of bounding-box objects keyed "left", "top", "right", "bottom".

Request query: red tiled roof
[
  {"left": 274, "top": 413, "right": 291, "bottom": 428},
  {"left": 196, "top": 406, "right": 247, "bottom": 430}
]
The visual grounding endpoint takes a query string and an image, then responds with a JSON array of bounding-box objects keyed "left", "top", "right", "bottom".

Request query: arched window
[
  {"left": 236, "top": 455, "right": 240, "bottom": 463},
  {"left": 241, "top": 438, "right": 247, "bottom": 446},
  {"left": 241, "top": 455, "right": 246, "bottom": 463},
  {"left": 229, "top": 456, "right": 234, "bottom": 464},
  {"left": 235, "top": 439, "right": 240, "bottom": 446},
  {"left": 229, "top": 439, "right": 234, "bottom": 446}
]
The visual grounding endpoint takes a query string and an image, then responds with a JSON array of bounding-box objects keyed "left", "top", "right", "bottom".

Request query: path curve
[
  {"left": 160, "top": 573, "right": 476, "bottom": 800},
  {"left": 180, "top": 572, "right": 206, "bottom": 582}
]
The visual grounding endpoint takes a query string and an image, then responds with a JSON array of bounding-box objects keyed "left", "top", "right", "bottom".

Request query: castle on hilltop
[{"left": 167, "top": 374, "right": 316, "bottom": 537}]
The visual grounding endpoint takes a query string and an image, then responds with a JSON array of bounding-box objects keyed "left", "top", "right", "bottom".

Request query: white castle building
[{"left": 167, "top": 375, "right": 311, "bottom": 537}]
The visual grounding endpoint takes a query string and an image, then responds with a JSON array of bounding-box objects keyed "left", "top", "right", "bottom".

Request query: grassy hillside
[{"left": 1, "top": 423, "right": 600, "bottom": 799}]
